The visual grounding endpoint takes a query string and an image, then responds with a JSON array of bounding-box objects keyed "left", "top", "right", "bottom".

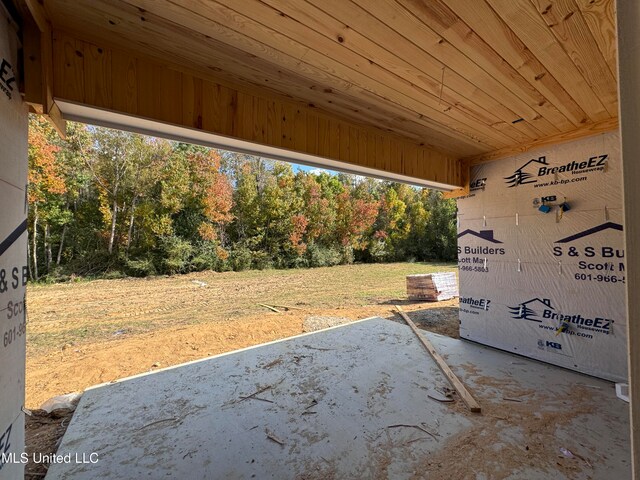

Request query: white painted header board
[
  {"left": 0, "top": 4, "right": 28, "bottom": 479},
  {"left": 456, "top": 131, "right": 626, "bottom": 382}
]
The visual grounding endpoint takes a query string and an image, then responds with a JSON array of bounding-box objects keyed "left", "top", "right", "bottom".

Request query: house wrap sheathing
[
  {"left": 0, "top": 3, "right": 27, "bottom": 477},
  {"left": 457, "top": 132, "right": 626, "bottom": 382}
]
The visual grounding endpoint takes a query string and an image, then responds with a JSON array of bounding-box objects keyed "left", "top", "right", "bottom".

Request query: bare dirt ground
[
  {"left": 25, "top": 409, "right": 75, "bottom": 480},
  {"left": 26, "top": 262, "right": 458, "bottom": 408}
]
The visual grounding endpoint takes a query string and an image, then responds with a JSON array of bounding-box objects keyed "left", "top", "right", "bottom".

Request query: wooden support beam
[
  {"left": 442, "top": 158, "right": 470, "bottom": 199},
  {"left": 22, "top": 15, "right": 44, "bottom": 111},
  {"left": 24, "top": 0, "right": 48, "bottom": 32},
  {"left": 46, "top": 101, "right": 66, "bottom": 138},
  {"left": 21, "top": 0, "right": 66, "bottom": 136},
  {"left": 395, "top": 305, "right": 481, "bottom": 413},
  {"left": 48, "top": 30, "right": 461, "bottom": 188},
  {"left": 616, "top": 2, "right": 640, "bottom": 478}
]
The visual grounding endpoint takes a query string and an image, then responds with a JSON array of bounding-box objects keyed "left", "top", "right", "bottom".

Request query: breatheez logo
[
  {"left": 504, "top": 156, "right": 548, "bottom": 187},
  {"left": 459, "top": 172, "right": 487, "bottom": 200},
  {"left": 508, "top": 297, "right": 552, "bottom": 322},
  {"left": 504, "top": 154, "right": 608, "bottom": 187},
  {"left": 457, "top": 229, "right": 505, "bottom": 256},
  {"left": 470, "top": 177, "right": 486, "bottom": 192},
  {"left": 460, "top": 296, "right": 490, "bottom": 312},
  {"left": 508, "top": 297, "right": 613, "bottom": 338},
  {"left": 0, "top": 58, "right": 16, "bottom": 100}
]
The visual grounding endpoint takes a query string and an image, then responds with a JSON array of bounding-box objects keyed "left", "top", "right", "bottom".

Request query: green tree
[
  {"left": 423, "top": 191, "right": 458, "bottom": 261},
  {"left": 86, "top": 129, "right": 143, "bottom": 254}
]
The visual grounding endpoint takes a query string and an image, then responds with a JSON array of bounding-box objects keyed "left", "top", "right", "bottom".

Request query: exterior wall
[
  {"left": 0, "top": 4, "right": 28, "bottom": 479},
  {"left": 457, "top": 131, "right": 627, "bottom": 382}
]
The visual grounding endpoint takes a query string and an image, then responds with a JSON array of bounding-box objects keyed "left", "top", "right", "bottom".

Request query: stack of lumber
[{"left": 406, "top": 272, "right": 458, "bottom": 301}]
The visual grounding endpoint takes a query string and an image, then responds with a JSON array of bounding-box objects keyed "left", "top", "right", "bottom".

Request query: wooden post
[{"left": 616, "top": 1, "right": 640, "bottom": 477}]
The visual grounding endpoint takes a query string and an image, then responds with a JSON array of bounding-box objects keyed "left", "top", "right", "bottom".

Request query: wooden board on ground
[{"left": 395, "top": 305, "right": 481, "bottom": 413}]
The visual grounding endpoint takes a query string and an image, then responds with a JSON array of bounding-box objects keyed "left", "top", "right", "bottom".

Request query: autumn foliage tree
[
  {"left": 26, "top": 117, "right": 458, "bottom": 280},
  {"left": 28, "top": 117, "right": 66, "bottom": 279},
  {"left": 192, "top": 150, "right": 233, "bottom": 259}
]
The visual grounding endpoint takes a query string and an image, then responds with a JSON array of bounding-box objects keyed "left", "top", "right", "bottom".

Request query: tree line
[{"left": 27, "top": 116, "right": 458, "bottom": 281}]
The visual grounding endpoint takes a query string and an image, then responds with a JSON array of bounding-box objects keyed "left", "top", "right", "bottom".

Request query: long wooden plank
[
  {"left": 395, "top": 305, "right": 481, "bottom": 413},
  {"left": 529, "top": 0, "right": 617, "bottom": 114},
  {"left": 574, "top": 0, "right": 617, "bottom": 78},
  {"left": 347, "top": 0, "right": 563, "bottom": 136}
]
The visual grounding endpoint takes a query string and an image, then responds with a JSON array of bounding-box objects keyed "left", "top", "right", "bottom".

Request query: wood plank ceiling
[{"left": 43, "top": 0, "right": 617, "bottom": 159}]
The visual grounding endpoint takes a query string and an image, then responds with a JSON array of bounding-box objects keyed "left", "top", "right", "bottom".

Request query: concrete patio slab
[{"left": 44, "top": 317, "right": 630, "bottom": 479}]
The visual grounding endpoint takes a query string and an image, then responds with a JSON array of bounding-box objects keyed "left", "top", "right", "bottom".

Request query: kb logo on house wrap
[
  {"left": 553, "top": 222, "right": 626, "bottom": 284},
  {"left": 508, "top": 297, "right": 613, "bottom": 338},
  {"left": 504, "top": 154, "right": 608, "bottom": 188},
  {"left": 536, "top": 338, "right": 571, "bottom": 356},
  {"left": 457, "top": 230, "right": 505, "bottom": 273}
]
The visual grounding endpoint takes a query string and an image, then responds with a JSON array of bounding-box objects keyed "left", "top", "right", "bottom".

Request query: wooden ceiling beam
[
  {"left": 485, "top": 0, "right": 612, "bottom": 121},
  {"left": 20, "top": 0, "right": 66, "bottom": 136},
  {"left": 50, "top": 30, "right": 463, "bottom": 188},
  {"left": 574, "top": 0, "right": 617, "bottom": 78},
  {"left": 347, "top": 0, "right": 564, "bottom": 136},
  {"left": 48, "top": 0, "right": 490, "bottom": 156},
  {"left": 529, "top": 0, "right": 618, "bottom": 114},
  {"left": 104, "top": 0, "right": 512, "bottom": 150}
]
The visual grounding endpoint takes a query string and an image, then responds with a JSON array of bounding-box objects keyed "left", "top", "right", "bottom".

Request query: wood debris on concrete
[
  {"left": 265, "top": 429, "right": 286, "bottom": 446},
  {"left": 395, "top": 305, "right": 481, "bottom": 413}
]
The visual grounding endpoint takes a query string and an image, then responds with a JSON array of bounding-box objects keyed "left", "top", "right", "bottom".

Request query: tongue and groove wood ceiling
[{"left": 44, "top": 0, "right": 617, "bottom": 158}]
